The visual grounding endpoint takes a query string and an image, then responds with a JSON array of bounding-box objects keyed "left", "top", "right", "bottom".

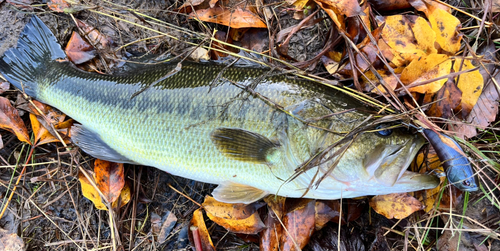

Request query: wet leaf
[
  {"left": 370, "top": 193, "right": 423, "bottom": 219},
  {"left": 315, "top": 200, "right": 340, "bottom": 230},
  {"left": 454, "top": 59, "right": 484, "bottom": 117},
  {"left": 47, "top": 0, "right": 70, "bottom": 12},
  {"left": 402, "top": 54, "right": 452, "bottom": 94},
  {"left": 0, "top": 97, "right": 30, "bottom": 144},
  {"left": 190, "top": 7, "right": 266, "bottom": 28},
  {"left": 189, "top": 208, "right": 215, "bottom": 251},
  {"left": 202, "top": 196, "right": 264, "bottom": 220},
  {"left": 260, "top": 205, "right": 283, "bottom": 251},
  {"left": 65, "top": 31, "right": 96, "bottom": 65},
  {"left": 206, "top": 210, "right": 265, "bottom": 234},
  {"left": 94, "top": 159, "right": 125, "bottom": 204},
  {"left": 426, "top": 6, "right": 462, "bottom": 54},
  {"left": 428, "top": 78, "right": 462, "bottom": 119},
  {"left": 280, "top": 199, "right": 316, "bottom": 250}
]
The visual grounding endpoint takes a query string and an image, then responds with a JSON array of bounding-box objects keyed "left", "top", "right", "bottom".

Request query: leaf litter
[{"left": 0, "top": 0, "right": 498, "bottom": 250}]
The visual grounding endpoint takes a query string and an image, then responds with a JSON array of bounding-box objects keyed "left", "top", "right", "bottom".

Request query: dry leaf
[
  {"left": 260, "top": 204, "right": 283, "bottom": 251},
  {"left": 454, "top": 59, "right": 484, "bottom": 117},
  {"left": 79, "top": 171, "right": 130, "bottom": 210},
  {"left": 280, "top": 199, "right": 316, "bottom": 250},
  {"left": 75, "top": 19, "right": 112, "bottom": 50},
  {"left": 206, "top": 210, "right": 265, "bottom": 234},
  {"left": 314, "top": 0, "right": 345, "bottom": 30},
  {"left": 94, "top": 159, "right": 125, "bottom": 204},
  {"left": 428, "top": 78, "right": 462, "bottom": 119},
  {"left": 47, "top": 0, "right": 70, "bottom": 12},
  {"left": 65, "top": 32, "right": 96, "bottom": 65},
  {"left": 315, "top": 200, "right": 341, "bottom": 230},
  {"left": 190, "top": 7, "right": 266, "bottom": 28},
  {"left": 370, "top": 193, "right": 423, "bottom": 219},
  {"left": 202, "top": 196, "right": 264, "bottom": 220},
  {"left": 369, "top": 0, "right": 412, "bottom": 11},
  {"left": 0, "top": 97, "right": 30, "bottom": 144},
  {"left": 190, "top": 209, "right": 215, "bottom": 251},
  {"left": 402, "top": 54, "right": 452, "bottom": 94},
  {"left": 426, "top": 6, "right": 462, "bottom": 54},
  {"left": 315, "top": 0, "right": 362, "bottom": 17},
  {"left": 412, "top": 152, "right": 445, "bottom": 212}
]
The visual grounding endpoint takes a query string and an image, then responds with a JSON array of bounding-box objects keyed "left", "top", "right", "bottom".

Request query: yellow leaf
[
  {"left": 79, "top": 171, "right": 131, "bottom": 210},
  {"left": 412, "top": 152, "right": 445, "bottom": 213},
  {"left": 454, "top": 59, "right": 483, "bottom": 117},
  {"left": 409, "top": 16, "right": 437, "bottom": 55},
  {"left": 402, "top": 54, "right": 452, "bottom": 94},
  {"left": 370, "top": 193, "right": 423, "bottom": 219},
  {"left": 206, "top": 210, "right": 265, "bottom": 234},
  {"left": 202, "top": 196, "right": 262, "bottom": 220},
  {"left": 190, "top": 209, "right": 215, "bottom": 251},
  {"left": 426, "top": 6, "right": 462, "bottom": 54}
]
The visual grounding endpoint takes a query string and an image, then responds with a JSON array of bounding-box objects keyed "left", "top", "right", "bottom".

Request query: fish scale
[{"left": 0, "top": 16, "right": 440, "bottom": 203}]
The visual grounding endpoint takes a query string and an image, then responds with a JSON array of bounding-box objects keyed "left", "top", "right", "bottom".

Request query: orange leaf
[
  {"left": 454, "top": 59, "right": 484, "bottom": 117},
  {"left": 206, "top": 210, "right": 265, "bottom": 234},
  {"left": 190, "top": 7, "right": 266, "bottom": 28},
  {"left": 314, "top": 0, "right": 345, "bottom": 30},
  {"left": 0, "top": 97, "right": 30, "bottom": 144},
  {"left": 29, "top": 104, "right": 71, "bottom": 146},
  {"left": 260, "top": 204, "right": 283, "bottom": 251},
  {"left": 314, "top": 0, "right": 362, "bottom": 17},
  {"left": 315, "top": 200, "right": 340, "bottom": 230},
  {"left": 75, "top": 19, "right": 112, "bottom": 50},
  {"left": 370, "top": 193, "right": 424, "bottom": 219},
  {"left": 190, "top": 209, "right": 215, "bottom": 251},
  {"left": 426, "top": 6, "right": 462, "bottom": 54},
  {"left": 402, "top": 54, "right": 452, "bottom": 94},
  {"left": 280, "top": 199, "right": 316, "bottom": 250},
  {"left": 65, "top": 31, "right": 96, "bottom": 65},
  {"left": 47, "top": 0, "right": 70, "bottom": 12},
  {"left": 94, "top": 159, "right": 125, "bottom": 204},
  {"left": 202, "top": 196, "right": 264, "bottom": 220},
  {"left": 79, "top": 171, "right": 130, "bottom": 210}
]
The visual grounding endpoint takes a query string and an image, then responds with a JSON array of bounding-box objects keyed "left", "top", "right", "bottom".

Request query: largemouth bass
[{"left": 0, "top": 16, "right": 439, "bottom": 203}]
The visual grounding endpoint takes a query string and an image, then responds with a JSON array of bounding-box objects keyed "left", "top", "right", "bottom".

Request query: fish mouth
[{"left": 365, "top": 135, "right": 425, "bottom": 186}]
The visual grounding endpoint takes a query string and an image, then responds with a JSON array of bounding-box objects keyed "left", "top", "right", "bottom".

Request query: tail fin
[{"left": 0, "top": 16, "right": 66, "bottom": 98}]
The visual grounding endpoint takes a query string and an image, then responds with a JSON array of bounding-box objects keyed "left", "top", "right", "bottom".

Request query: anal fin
[
  {"left": 212, "top": 182, "right": 269, "bottom": 204},
  {"left": 71, "top": 124, "right": 137, "bottom": 164}
]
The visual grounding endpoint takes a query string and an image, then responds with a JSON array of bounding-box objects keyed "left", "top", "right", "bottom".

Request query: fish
[
  {"left": 423, "top": 129, "right": 478, "bottom": 191},
  {"left": 0, "top": 16, "right": 439, "bottom": 204}
]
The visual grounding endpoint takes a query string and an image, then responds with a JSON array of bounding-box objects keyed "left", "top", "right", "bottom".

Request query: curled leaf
[
  {"left": 189, "top": 209, "right": 215, "bottom": 251},
  {"left": 0, "top": 97, "right": 30, "bottom": 144}
]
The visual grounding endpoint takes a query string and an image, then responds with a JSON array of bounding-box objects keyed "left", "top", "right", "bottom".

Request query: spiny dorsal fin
[
  {"left": 210, "top": 127, "right": 280, "bottom": 163},
  {"left": 212, "top": 182, "right": 269, "bottom": 204}
]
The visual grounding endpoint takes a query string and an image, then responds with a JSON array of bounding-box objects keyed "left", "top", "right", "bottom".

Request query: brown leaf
[
  {"left": 6, "top": 0, "right": 33, "bottom": 10},
  {"left": 0, "top": 228, "right": 24, "bottom": 251},
  {"left": 369, "top": 0, "right": 412, "bottom": 12},
  {"left": 280, "top": 199, "right": 316, "bottom": 250},
  {"left": 190, "top": 7, "right": 266, "bottom": 28},
  {"left": 315, "top": 0, "right": 362, "bottom": 17},
  {"left": 0, "top": 82, "right": 10, "bottom": 95},
  {"left": 202, "top": 196, "right": 264, "bottom": 220},
  {"left": 29, "top": 104, "right": 71, "bottom": 146},
  {"left": 370, "top": 193, "right": 423, "bottom": 219},
  {"left": 315, "top": 200, "right": 341, "bottom": 230},
  {"left": 428, "top": 78, "right": 462, "bottom": 119},
  {"left": 65, "top": 32, "right": 96, "bottom": 65},
  {"left": 260, "top": 206, "right": 282, "bottom": 251},
  {"left": 206, "top": 210, "right": 265, "bottom": 234},
  {"left": 314, "top": 0, "right": 345, "bottom": 30},
  {"left": 0, "top": 97, "right": 30, "bottom": 144},
  {"left": 190, "top": 209, "right": 215, "bottom": 251},
  {"left": 79, "top": 170, "right": 130, "bottom": 210},
  {"left": 75, "top": 19, "right": 112, "bottom": 50},
  {"left": 94, "top": 159, "right": 125, "bottom": 204},
  {"left": 47, "top": 0, "right": 70, "bottom": 12}
]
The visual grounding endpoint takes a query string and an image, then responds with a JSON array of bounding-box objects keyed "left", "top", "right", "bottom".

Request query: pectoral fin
[
  {"left": 212, "top": 182, "right": 269, "bottom": 204},
  {"left": 71, "top": 124, "right": 137, "bottom": 164},
  {"left": 210, "top": 128, "right": 280, "bottom": 164}
]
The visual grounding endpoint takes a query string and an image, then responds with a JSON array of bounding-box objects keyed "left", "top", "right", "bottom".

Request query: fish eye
[
  {"left": 462, "top": 180, "right": 470, "bottom": 187},
  {"left": 375, "top": 124, "right": 393, "bottom": 137}
]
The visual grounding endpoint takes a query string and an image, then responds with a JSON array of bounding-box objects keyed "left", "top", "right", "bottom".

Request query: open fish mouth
[{"left": 364, "top": 135, "right": 426, "bottom": 186}]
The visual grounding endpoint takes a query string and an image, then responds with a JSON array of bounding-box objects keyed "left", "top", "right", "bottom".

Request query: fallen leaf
[
  {"left": 314, "top": 0, "right": 345, "bottom": 30},
  {"left": 370, "top": 193, "right": 423, "bottom": 219},
  {"left": 260, "top": 205, "right": 283, "bottom": 251},
  {"left": 65, "top": 32, "right": 96, "bottom": 65},
  {"left": 6, "top": 0, "right": 33, "bottom": 10},
  {"left": 428, "top": 78, "right": 462, "bottom": 119},
  {"left": 156, "top": 211, "right": 178, "bottom": 244},
  {"left": 29, "top": 105, "right": 72, "bottom": 146},
  {"left": 426, "top": 6, "right": 462, "bottom": 54},
  {"left": 0, "top": 228, "right": 24, "bottom": 251},
  {"left": 369, "top": 0, "right": 412, "bottom": 11},
  {"left": 47, "top": 0, "right": 70, "bottom": 12},
  {"left": 206, "top": 210, "right": 265, "bottom": 234},
  {"left": 0, "top": 97, "right": 30, "bottom": 145},
  {"left": 202, "top": 196, "right": 264, "bottom": 220},
  {"left": 0, "top": 82, "right": 10, "bottom": 94},
  {"left": 189, "top": 209, "right": 215, "bottom": 251},
  {"left": 94, "top": 159, "right": 125, "bottom": 204},
  {"left": 402, "top": 54, "right": 452, "bottom": 94},
  {"left": 190, "top": 7, "right": 267, "bottom": 28},
  {"left": 412, "top": 152, "right": 445, "bottom": 212},
  {"left": 75, "top": 19, "right": 112, "bottom": 50},
  {"left": 315, "top": 200, "right": 340, "bottom": 230},
  {"left": 379, "top": 15, "right": 436, "bottom": 67},
  {"left": 454, "top": 59, "right": 484, "bottom": 117},
  {"left": 315, "top": 0, "right": 362, "bottom": 17},
  {"left": 79, "top": 171, "right": 130, "bottom": 210},
  {"left": 280, "top": 199, "right": 316, "bottom": 250}
]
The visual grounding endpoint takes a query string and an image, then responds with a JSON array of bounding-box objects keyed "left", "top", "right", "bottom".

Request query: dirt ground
[{"left": 0, "top": 0, "right": 498, "bottom": 250}]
